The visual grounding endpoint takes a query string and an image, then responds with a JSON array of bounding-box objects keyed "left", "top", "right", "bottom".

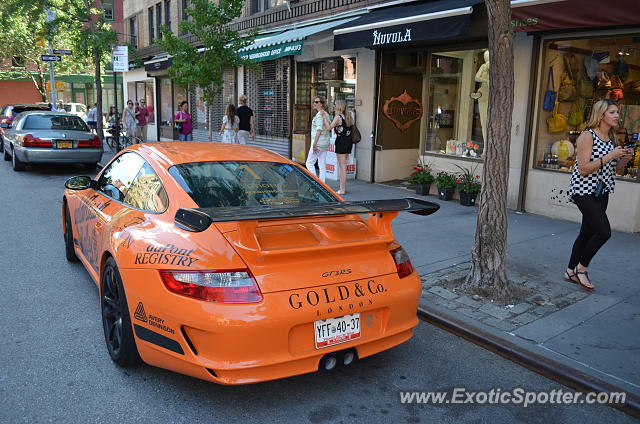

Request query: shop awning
[
  {"left": 511, "top": 0, "right": 640, "bottom": 32},
  {"left": 333, "top": 0, "right": 483, "bottom": 51},
  {"left": 239, "top": 17, "right": 358, "bottom": 62}
]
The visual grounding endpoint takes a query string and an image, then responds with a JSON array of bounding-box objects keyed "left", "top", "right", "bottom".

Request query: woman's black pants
[{"left": 568, "top": 194, "right": 611, "bottom": 269}]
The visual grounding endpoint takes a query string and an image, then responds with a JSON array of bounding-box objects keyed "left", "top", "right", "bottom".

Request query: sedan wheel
[
  {"left": 101, "top": 257, "right": 141, "bottom": 366},
  {"left": 64, "top": 205, "right": 79, "bottom": 262},
  {"left": 12, "top": 147, "right": 25, "bottom": 171}
]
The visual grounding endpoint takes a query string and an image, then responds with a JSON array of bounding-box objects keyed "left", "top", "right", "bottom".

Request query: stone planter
[
  {"left": 459, "top": 191, "right": 478, "bottom": 206},
  {"left": 415, "top": 183, "right": 431, "bottom": 196},
  {"left": 437, "top": 186, "right": 455, "bottom": 201}
]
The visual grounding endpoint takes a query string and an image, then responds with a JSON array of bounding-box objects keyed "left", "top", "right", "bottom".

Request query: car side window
[
  {"left": 96, "top": 153, "right": 145, "bottom": 202},
  {"left": 123, "top": 162, "right": 169, "bottom": 212}
]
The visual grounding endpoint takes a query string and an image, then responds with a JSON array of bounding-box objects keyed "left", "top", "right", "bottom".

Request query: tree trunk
[
  {"left": 208, "top": 102, "right": 213, "bottom": 142},
  {"left": 462, "top": 0, "right": 514, "bottom": 300},
  {"left": 93, "top": 47, "right": 104, "bottom": 143}
]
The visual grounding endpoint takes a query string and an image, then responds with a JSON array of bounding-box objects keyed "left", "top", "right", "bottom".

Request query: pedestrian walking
[
  {"left": 236, "top": 94, "right": 255, "bottom": 145},
  {"left": 123, "top": 101, "right": 137, "bottom": 139},
  {"left": 85, "top": 103, "right": 97, "bottom": 133},
  {"left": 323, "top": 99, "right": 354, "bottom": 195},
  {"left": 565, "top": 99, "right": 634, "bottom": 290},
  {"left": 135, "top": 99, "right": 149, "bottom": 142},
  {"left": 219, "top": 104, "right": 239, "bottom": 143},
  {"left": 306, "top": 96, "right": 331, "bottom": 183},
  {"left": 174, "top": 101, "right": 193, "bottom": 141}
]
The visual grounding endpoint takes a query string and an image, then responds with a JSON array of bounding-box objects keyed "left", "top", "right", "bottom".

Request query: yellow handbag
[
  {"left": 568, "top": 101, "right": 583, "bottom": 127},
  {"left": 547, "top": 102, "right": 567, "bottom": 133}
]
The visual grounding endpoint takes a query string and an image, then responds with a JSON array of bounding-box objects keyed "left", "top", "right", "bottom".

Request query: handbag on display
[
  {"left": 558, "top": 62, "right": 577, "bottom": 102},
  {"left": 611, "top": 88, "right": 624, "bottom": 101},
  {"left": 579, "top": 79, "right": 593, "bottom": 98},
  {"left": 597, "top": 71, "right": 612, "bottom": 89},
  {"left": 547, "top": 102, "right": 567, "bottom": 133},
  {"left": 543, "top": 66, "right": 557, "bottom": 111},
  {"left": 568, "top": 102, "right": 583, "bottom": 127},
  {"left": 614, "top": 57, "right": 629, "bottom": 82}
]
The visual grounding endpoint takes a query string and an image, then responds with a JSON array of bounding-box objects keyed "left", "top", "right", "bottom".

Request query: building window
[
  {"left": 148, "top": 7, "right": 154, "bottom": 44},
  {"left": 421, "top": 48, "right": 487, "bottom": 159},
  {"left": 103, "top": 0, "right": 114, "bottom": 21},
  {"left": 250, "top": 0, "right": 287, "bottom": 14},
  {"left": 156, "top": 3, "right": 162, "bottom": 40},
  {"left": 164, "top": 0, "right": 171, "bottom": 33},
  {"left": 181, "top": 0, "right": 189, "bottom": 21},
  {"left": 129, "top": 16, "right": 138, "bottom": 48},
  {"left": 533, "top": 34, "right": 639, "bottom": 180}
]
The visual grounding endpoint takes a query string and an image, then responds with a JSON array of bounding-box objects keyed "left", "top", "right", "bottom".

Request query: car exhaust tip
[
  {"left": 320, "top": 353, "right": 338, "bottom": 371},
  {"left": 341, "top": 349, "right": 357, "bottom": 366}
]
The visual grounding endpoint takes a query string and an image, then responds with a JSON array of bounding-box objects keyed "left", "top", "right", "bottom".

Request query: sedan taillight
[
  {"left": 390, "top": 246, "right": 414, "bottom": 278},
  {"left": 78, "top": 135, "right": 101, "bottom": 148},
  {"left": 23, "top": 134, "right": 52, "bottom": 147},
  {"left": 160, "top": 270, "right": 263, "bottom": 303}
]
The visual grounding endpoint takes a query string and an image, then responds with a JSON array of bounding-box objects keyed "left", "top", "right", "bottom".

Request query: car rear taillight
[
  {"left": 390, "top": 246, "right": 414, "bottom": 278},
  {"left": 23, "top": 134, "right": 52, "bottom": 147},
  {"left": 78, "top": 135, "right": 101, "bottom": 148},
  {"left": 160, "top": 270, "right": 263, "bottom": 303}
]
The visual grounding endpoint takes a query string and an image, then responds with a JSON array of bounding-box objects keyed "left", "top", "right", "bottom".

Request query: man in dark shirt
[{"left": 236, "top": 94, "right": 255, "bottom": 145}]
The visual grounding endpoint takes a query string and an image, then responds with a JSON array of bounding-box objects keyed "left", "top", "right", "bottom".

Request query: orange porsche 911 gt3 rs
[{"left": 62, "top": 142, "right": 439, "bottom": 385}]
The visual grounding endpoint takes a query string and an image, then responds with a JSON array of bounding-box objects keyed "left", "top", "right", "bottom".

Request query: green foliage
[
  {"left": 434, "top": 171, "right": 457, "bottom": 189},
  {"left": 407, "top": 161, "right": 434, "bottom": 185},
  {"left": 157, "top": 0, "right": 258, "bottom": 106},
  {"left": 455, "top": 165, "right": 482, "bottom": 193}
]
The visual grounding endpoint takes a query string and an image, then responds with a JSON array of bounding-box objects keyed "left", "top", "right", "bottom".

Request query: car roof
[
  {"left": 19, "top": 110, "right": 76, "bottom": 116},
  {"left": 135, "top": 142, "right": 291, "bottom": 169}
]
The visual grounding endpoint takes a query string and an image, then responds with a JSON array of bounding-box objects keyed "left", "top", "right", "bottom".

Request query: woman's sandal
[
  {"left": 564, "top": 270, "right": 580, "bottom": 285},
  {"left": 574, "top": 269, "right": 595, "bottom": 291}
]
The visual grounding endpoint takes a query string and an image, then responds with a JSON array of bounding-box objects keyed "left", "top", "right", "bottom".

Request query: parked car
[
  {"left": 2, "top": 111, "right": 103, "bottom": 171},
  {"left": 63, "top": 102, "right": 88, "bottom": 119},
  {"left": 0, "top": 103, "right": 51, "bottom": 153},
  {"left": 62, "top": 142, "right": 440, "bottom": 384}
]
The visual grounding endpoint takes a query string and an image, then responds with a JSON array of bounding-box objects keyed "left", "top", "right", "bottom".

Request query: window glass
[
  {"left": 169, "top": 161, "right": 338, "bottom": 208},
  {"left": 97, "top": 153, "right": 145, "bottom": 202},
  {"left": 424, "top": 49, "right": 486, "bottom": 159},
  {"left": 23, "top": 115, "right": 88, "bottom": 131},
  {"left": 124, "top": 162, "right": 169, "bottom": 212},
  {"left": 533, "top": 34, "right": 640, "bottom": 180}
]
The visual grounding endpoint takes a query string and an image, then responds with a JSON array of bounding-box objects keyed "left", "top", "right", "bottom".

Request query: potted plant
[
  {"left": 455, "top": 165, "right": 482, "bottom": 206},
  {"left": 434, "top": 171, "right": 457, "bottom": 200},
  {"left": 407, "top": 162, "right": 434, "bottom": 195}
]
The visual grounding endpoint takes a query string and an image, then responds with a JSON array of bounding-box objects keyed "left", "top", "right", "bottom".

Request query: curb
[{"left": 418, "top": 306, "right": 640, "bottom": 418}]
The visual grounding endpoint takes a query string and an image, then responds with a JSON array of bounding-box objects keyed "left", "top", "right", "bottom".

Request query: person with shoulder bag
[
  {"left": 306, "top": 96, "right": 331, "bottom": 182},
  {"left": 323, "top": 99, "right": 354, "bottom": 195},
  {"left": 174, "top": 101, "right": 193, "bottom": 141},
  {"left": 564, "top": 99, "right": 634, "bottom": 291}
]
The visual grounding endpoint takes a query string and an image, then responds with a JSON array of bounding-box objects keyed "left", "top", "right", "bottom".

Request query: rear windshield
[
  {"left": 23, "top": 114, "right": 88, "bottom": 131},
  {"left": 169, "top": 161, "right": 338, "bottom": 208}
]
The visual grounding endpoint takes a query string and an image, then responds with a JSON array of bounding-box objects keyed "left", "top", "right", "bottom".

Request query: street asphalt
[{"left": 0, "top": 147, "right": 636, "bottom": 423}]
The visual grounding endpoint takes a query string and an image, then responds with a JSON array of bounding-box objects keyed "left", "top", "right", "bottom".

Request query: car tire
[
  {"left": 101, "top": 257, "right": 141, "bottom": 366},
  {"left": 3, "top": 144, "right": 11, "bottom": 161},
  {"left": 64, "top": 204, "right": 79, "bottom": 262},
  {"left": 12, "top": 146, "right": 25, "bottom": 171},
  {"left": 0, "top": 137, "right": 4, "bottom": 153}
]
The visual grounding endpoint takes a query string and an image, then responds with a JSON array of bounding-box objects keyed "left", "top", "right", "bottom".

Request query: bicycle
[{"left": 105, "top": 128, "right": 142, "bottom": 153}]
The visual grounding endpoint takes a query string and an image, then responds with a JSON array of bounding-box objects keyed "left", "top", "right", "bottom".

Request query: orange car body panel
[{"left": 63, "top": 142, "right": 422, "bottom": 385}]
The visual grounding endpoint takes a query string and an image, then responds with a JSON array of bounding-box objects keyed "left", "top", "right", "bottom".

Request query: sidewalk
[{"left": 328, "top": 178, "right": 640, "bottom": 416}]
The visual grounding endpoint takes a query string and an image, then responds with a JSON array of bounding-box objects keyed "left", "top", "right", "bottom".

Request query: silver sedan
[{"left": 2, "top": 111, "right": 103, "bottom": 171}]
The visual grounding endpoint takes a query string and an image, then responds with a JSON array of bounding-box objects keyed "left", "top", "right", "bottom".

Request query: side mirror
[{"left": 65, "top": 175, "right": 93, "bottom": 190}]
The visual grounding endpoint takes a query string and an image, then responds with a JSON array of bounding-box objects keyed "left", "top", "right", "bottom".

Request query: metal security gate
[
  {"left": 190, "top": 68, "right": 236, "bottom": 141},
  {"left": 244, "top": 58, "right": 290, "bottom": 157}
]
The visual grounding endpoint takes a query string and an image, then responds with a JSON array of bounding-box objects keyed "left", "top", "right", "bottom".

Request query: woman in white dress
[
  {"left": 122, "top": 101, "right": 137, "bottom": 138},
  {"left": 219, "top": 104, "right": 239, "bottom": 143}
]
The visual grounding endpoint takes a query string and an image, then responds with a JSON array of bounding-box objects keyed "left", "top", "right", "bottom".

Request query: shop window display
[
  {"left": 424, "top": 49, "right": 487, "bottom": 159},
  {"left": 534, "top": 35, "right": 640, "bottom": 181}
]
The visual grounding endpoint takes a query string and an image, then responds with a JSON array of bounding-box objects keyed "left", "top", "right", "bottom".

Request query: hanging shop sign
[
  {"left": 240, "top": 41, "right": 304, "bottom": 63},
  {"left": 382, "top": 90, "right": 423, "bottom": 132}
]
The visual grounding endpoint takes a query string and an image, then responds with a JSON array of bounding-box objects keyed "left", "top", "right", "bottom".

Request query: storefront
[
  {"left": 123, "top": 67, "right": 157, "bottom": 141},
  {"left": 513, "top": 0, "right": 640, "bottom": 232}
]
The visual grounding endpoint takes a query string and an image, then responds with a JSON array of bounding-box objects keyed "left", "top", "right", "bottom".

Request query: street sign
[
  {"left": 53, "top": 49, "right": 72, "bottom": 55},
  {"left": 41, "top": 55, "right": 61, "bottom": 62},
  {"left": 112, "top": 46, "right": 129, "bottom": 72}
]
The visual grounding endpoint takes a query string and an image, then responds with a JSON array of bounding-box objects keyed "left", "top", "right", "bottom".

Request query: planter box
[
  {"left": 416, "top": 183, "right": 431, "bottom": 196},
  {"left": 438, "top": 187, "right": 455, "bottom": 201},
  {"left": 459, "top": 191, "right": 478, "bottom": 206}
]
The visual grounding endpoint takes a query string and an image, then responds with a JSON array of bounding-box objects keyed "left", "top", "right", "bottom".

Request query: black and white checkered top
[{"left": 568, "top": 128, "right": 617, "bottom": 201}]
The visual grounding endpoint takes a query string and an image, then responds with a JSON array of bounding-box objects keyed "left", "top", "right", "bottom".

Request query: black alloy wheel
[
  {"left": 11, "top": 146, "right": 25, "bottom": 171},
  {"left": 64, "top": 205, "right": 79, "bottom": 262},
  {"left": 101, "top": 257, "right": 141, "bottom": 366}
]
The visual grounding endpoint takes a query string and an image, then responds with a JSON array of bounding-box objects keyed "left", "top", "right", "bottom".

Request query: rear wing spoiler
[{"left": 175, "top": 198, "right": 439, "bottom": 232}]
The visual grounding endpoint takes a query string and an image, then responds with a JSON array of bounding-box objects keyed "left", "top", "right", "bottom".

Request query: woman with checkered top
[{"left": 565, "top": 99, "right": 634, "bottom": 290}]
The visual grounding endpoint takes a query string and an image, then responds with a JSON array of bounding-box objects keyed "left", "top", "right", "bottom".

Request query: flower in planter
[
  {"left": 455, "top": 165, "right": 482, "bottom": 193},
  {"left": 434, "top": 171, "right": 457, "bottom": 188},
  {"left": 407, "top": 162, "right": 435, "bottom": 185}
]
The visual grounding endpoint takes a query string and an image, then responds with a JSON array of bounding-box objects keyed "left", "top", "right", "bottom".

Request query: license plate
[
  {"left": 57, "top": 141, "right": 72, "bottom": 148},
  {"left": 314, "top": 313, "right": 360, "bottom": 349}
]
